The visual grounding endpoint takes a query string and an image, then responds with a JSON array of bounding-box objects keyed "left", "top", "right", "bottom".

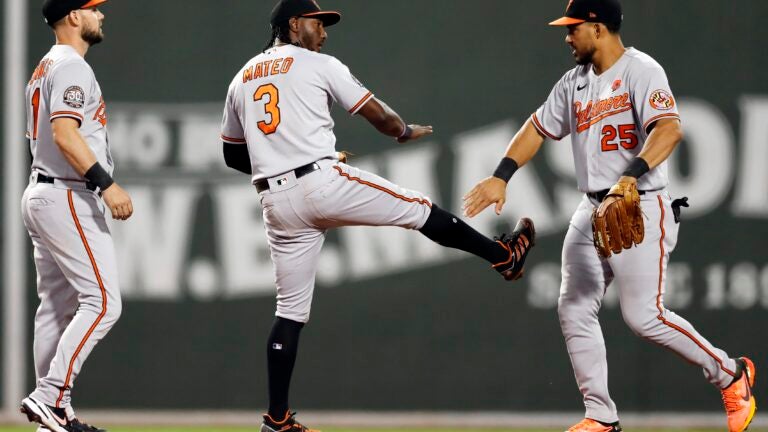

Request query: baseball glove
[
  {"left": 337, "top": 150, "right": 353, "bottom": 164},
  {"left": 591, "top": 180, "right": 644, "bottom": 258}
]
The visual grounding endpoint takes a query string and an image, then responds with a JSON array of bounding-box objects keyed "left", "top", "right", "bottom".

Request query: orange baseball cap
[{"left": 549, "top": 0, "right": 622, "bottom": 27}]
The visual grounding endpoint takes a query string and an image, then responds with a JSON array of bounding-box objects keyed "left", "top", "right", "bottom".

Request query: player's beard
[
  {"left": 82, "top": 26, "right": 104, "bottom": 46},
  {"left": 575, "top": 45, "right": 595, "bottom": 65}
]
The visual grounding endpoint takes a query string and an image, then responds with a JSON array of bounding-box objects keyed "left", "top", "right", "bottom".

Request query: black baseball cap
[
  {"left": 549, "top": 0, "right": 622, "bottom": 27},
  {"left": 42, "top": 0, "right": 108, "bottom": 26},
  {"left": 270, "top": 0, "right": 341, "bottom": 28}
]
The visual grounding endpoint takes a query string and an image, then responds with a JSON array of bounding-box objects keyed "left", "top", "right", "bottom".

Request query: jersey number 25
[
  {"left": 254, "top": 84, "right": 280, "bottom": 135},
  {"left": 601, "top": 124, "right": 638, "bottom": 152}
]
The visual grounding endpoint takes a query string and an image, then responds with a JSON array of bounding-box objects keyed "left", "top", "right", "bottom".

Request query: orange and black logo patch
[{"left": 649, "top": 89, "right": 675, "bottom": 110}]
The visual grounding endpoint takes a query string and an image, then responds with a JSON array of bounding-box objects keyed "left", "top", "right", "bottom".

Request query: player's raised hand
[
  {"left": 102, "top": 183, "right": 133, "bottom": 221},
  {"left": 397, "top": 124, "right": 433, "bottom": 143},
  {"left": 462, "top": 176, "right": 508, "bottom": 218}
]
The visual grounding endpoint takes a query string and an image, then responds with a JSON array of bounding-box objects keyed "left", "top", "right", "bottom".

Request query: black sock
[
  {"left": 266, "top": 317, "right": 304, "bottom": 420},
  {"left": 418, "top": 204, "right": 508, "bottom": 265},
  {"left": 730, "top": 358, "right": 745, "bottom": 385}
]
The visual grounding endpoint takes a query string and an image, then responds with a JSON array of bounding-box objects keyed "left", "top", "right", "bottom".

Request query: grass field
[{"left": 3, "top": 428, "right": 768, "bottom": 432}]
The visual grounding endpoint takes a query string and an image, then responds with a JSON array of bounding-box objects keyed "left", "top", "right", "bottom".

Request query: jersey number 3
[
  {"left": 601, "top": 124, "right": 638, "bottom": 152},
  {"left": 254, "top": 84, "right": 280, "bottom": 135}
]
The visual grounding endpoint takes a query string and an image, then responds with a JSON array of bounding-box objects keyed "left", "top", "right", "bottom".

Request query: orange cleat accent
[
  {"left": 722, "top": 357, "right": 757, "bottom": 432},
  {"left": 261, "top": 411, "right": 320, "bottom": 432},
  {"left": 493, "top": 217, "right": 536, "bottom": 281},
  {"left": 566, "top": 418, "right": 622, "bottom": 432}
]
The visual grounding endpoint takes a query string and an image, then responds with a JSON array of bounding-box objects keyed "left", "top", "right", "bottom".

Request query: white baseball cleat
[{"left": 20, "top": 397, "right": 68, "bottom": 432}]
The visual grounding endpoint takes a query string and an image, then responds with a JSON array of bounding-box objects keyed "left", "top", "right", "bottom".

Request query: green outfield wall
[{"left": 2, "top": 0, "right": 767, "bottom": 413}]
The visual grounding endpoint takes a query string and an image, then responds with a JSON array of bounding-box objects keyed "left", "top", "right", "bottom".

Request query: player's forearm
[
  {"left": 504, "top": 118, "right": 546, "bottom": 167},
  {"left": 51, "top": 120, "right": 98, "bottom": 176},
  {"left": 358, "top": 97, "right": 406, "bottom": 137},
  {"left": 636, "top": 119, "right": 682, "bottom": 169}
]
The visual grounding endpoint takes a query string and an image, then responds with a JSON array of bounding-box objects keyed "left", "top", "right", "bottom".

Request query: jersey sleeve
[
  {"left": 48, "top": 61, "right": 92, "bottom": 126},
  {"left": 531, "top": 76, "right": 571, "bottom": 140},
  {"left": 220, "top": 79, "right": 246, "bottom": 144},
  {"left": 322, "top": 57, "right": 374, "bottom": 115},
  {"left": 631, "top": 65, "right": 680, "bottom": 133}
]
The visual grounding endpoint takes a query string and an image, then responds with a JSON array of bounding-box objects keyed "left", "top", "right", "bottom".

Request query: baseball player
[
  {"left": 20, "top": 1, "right": 132, "bottom": 431},
  {"left": 221, "top": 1, "right": 536, "bottom": 430},
  {"left": 463, "top": 0, "right": 756, "bottom": 431}
]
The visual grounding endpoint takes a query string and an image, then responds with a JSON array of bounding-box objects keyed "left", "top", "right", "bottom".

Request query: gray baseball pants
[
  {"left": 558, "top": 191, "right": 738, "bottom": 423},
  {"left": 22, "top": 179, "right": 122, "bottom": 410}
]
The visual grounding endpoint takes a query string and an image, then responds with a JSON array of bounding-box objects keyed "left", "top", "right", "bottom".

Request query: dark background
[{"left": 2, "top": 0, "right": 766, "bottom": 413}]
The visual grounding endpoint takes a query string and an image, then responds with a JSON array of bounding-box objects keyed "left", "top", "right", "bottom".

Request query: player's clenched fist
[
  {"left": 462, "top": 176, "right": 508, "bottom": 218},
  {"left": 102, "top": 183, "right": 133, "bottom": 220}
]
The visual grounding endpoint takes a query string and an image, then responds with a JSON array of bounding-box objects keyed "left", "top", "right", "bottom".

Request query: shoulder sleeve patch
[
  {"left": 63, "top": 85, "right": 85, "bottom": 108},
  {"left": 649, "top": 89, "right": 675, "bottom": 110}
]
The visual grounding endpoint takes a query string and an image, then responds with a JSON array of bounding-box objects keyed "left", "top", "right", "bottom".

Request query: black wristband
[
  {"left": 84, "top": 162, "right": 114, "bottom": 191},
  {"left": 622, "top": 157, "right": 650, "bottom": 179},
  {"left": 398, "top": 123, "right": 413, "bottom": 139},
  {"left": 492, "top": 157, "right": 519, "bottom": 183}
]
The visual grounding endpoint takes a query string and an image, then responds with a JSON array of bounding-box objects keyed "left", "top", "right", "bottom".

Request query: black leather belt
[
  {"left": 37, "top": 173, "right": 98, "bottom": 192},
  {"left": 255, "top": 161, "right": 322, "bottom": 193},
  {"left": 587, "top": 188, "right": 647, "bottom": 202}
]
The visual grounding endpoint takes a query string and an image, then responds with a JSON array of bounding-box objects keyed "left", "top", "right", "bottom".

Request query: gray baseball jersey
[
  {"left": 540, "top": 48, "right": 738, "bottom": 423},
  {"left": 221, "top": 44, "right": 373, "bottom": 181},
  {"left": 23, "top": 44, "right": 122, "bottom": 412},
  {"left": 532, "top": 47, "right": 679, "bottom": 192},
  {"left": 221, "top": 44, "right": 431, "bottom": 323},
  {"left": 27, "top": 44, "right": 113, "bottom": 179}
]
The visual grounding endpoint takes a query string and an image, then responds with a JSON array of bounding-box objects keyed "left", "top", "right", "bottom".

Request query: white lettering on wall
[
  {"left": 98, "top": 96, "right": 767, "bottom": 302},
  {"left": 733, "top": 96, "right": 768, "bottom": 216},
  {"left": 668, "top": 98, "right": 734, "bottom": 217},
  {"left": 110, "top": 185, "right": 198, "bottom": 299}
]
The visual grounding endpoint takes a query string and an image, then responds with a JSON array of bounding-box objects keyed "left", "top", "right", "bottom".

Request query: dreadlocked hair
[{"left": 263, "top": 23, "right": 292, "bottom": 52}]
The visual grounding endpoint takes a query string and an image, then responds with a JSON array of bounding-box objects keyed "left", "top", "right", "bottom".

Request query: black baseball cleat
[
  {"left": 21, "top": 397, "right": 106, "bottom": 432},
  {"left": 65, "top": 418, "right": 107, "bottom": 432},
  {"left": 492, "top": 217, "right": 536, "bottom": 281},
  {"left": 261, "top": 411, "right": 319, "bottom": 432}
]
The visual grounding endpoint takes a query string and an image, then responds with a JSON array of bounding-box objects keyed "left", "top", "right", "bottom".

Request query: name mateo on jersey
[
  {"left": 242, "top": 56, "right": 295, "bottom": 83},
  {"left": 574, "top": 92, "right": 632, "bottom": 132}
]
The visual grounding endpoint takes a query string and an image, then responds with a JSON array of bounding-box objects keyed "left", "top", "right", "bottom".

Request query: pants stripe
[
  {"left": 332, "top": 165, "right": 432, "bottom": 207},
  {"left": 653, "top": 195, "right": 735, "bottom": 377},
  {"left": 56, "top": 190, "right": 109, "bottom": 407}
]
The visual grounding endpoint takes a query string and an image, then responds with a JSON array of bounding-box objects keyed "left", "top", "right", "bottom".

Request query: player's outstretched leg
[
  {"left": 721, "top": 357, "right": 757, "bottom": 432},
  {"left": 417, "top": 204, "right": 536, "bottom": 280}
]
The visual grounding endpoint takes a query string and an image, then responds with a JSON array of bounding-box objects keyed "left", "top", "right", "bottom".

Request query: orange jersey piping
[
  {"left": 221, "top": 134, "right": 247, "bottom": 143},
  {"left": 332, "top": 165, "right": 431, "bottom": 207},
  {"left": 643, "top": 113, "right": 680, "bottom": 132},
  {"left": 348, "top": 92, "right": 373, "bottom": 114},
  {"left": 653, "top": 195, "right": 735, "bottom": 377},
  {"left": 57, "top": 190, "right": 109, "bottom": 407},
  {"left": 531, "top": 113, "right": 563, "bottom": 140}
]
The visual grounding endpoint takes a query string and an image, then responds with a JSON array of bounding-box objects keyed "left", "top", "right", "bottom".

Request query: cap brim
[
  {"left": 301, "top": 11, "right": 341, "bottom": 27},
  {"left": 549, "top": 16, "right": 586, "bottom": 26},
  {"left": 81, "top": 0, "right": 108, "bottom": 8}
]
